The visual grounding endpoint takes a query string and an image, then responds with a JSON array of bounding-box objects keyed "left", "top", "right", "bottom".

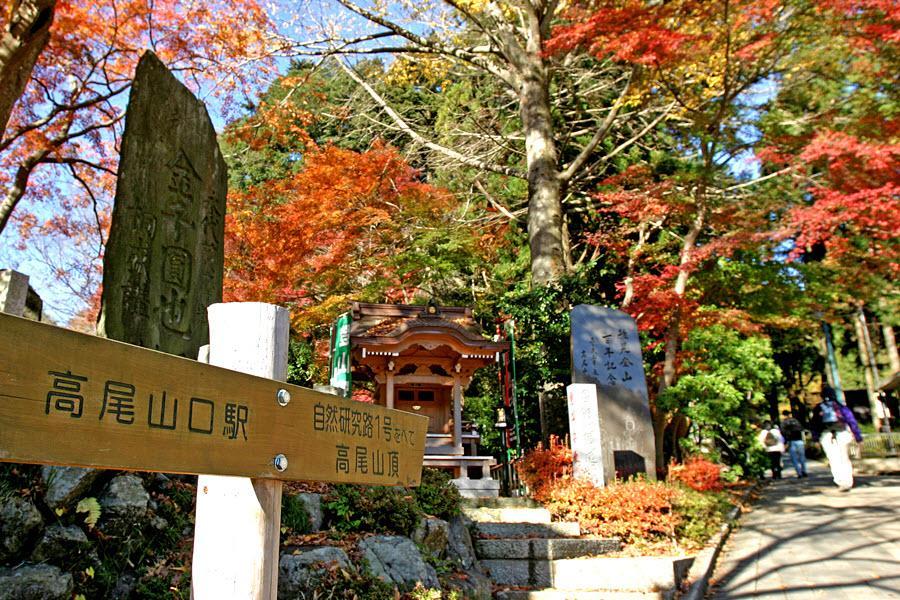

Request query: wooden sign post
[
  {"left": 0, "top": 311, "right": 428, "bottom": 484},
  {"left": 0, "top": 308, "right": 429, "bottom": 598},
  {"left": 193, "top": 302, "right": 289, "bottom": 599}
]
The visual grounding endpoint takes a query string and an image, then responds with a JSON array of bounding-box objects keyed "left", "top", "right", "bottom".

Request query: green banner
[{"left": 330, "top": 312, "right": 352, "bottom": 397}]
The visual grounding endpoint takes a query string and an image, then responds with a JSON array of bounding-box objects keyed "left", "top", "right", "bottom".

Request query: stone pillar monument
[
  {"left": 98, "top": 50, "right": 227, "bottom": 358},
  {"left": 566, "top": 383, "right": 605, "bottom": 487},
  {"left": 570, "top": 305, "right": 656, "bottom": 483}
]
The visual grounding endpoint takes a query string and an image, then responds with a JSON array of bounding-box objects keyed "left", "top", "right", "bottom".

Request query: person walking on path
[
  {"left": 780, "top": 410, "right": 808, "bottom": 478},
  {"left": 758, "top": 420, "right": 785, "bottom": 479},
  {"left": 810, "top": 387, "right": 863, "bottom": 491}
]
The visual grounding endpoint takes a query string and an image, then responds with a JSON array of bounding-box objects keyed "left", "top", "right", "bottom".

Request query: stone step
[
  {"left": 462, "top": 506, "right": 553, "bottom": 524},
  {"left": 476, "top": 537, "right": 620, "bottom": 560},
  {"left": 495, "top": 589, "right": 675, "bottom": 600},
  {"left": 482, "top": 555, "right": 694, "bottom": 591},
  {"left": 473, "top": 522, "right": 581, "bottom": 539},
  {"left": 462, "top": 496, "right": 543, "bottom": 509}
]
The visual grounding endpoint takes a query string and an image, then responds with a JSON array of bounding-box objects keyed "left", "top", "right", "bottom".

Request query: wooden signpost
[{"left": 0, "top": 311, "right": 428, "bottom": 486}]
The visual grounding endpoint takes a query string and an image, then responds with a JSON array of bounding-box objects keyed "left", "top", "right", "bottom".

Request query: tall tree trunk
[
  {"left": 652, "top": 202, "right": 704, "bottom": 469},
  {"left": 0, "top": 0, "right": 56, "bottom": 138},
  {"left": 883, "top": 324, "right": 900, "bottom": 374},
  {"left": 0, "top": 147, "right": 47, "bottom": 232},
  {"left": 622, "top": 222, "right": 650, "bottom": 308},
  {"left": 854, "top": 307, "right": 882, "bottom": 430},
  {"left": 657, "top": 204, "right": 706, "bottom": 396},
  {"left": 518, "top": 68, "right": 565, "bottom": 285}
]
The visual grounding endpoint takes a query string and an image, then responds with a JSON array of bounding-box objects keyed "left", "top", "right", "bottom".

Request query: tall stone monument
[
  {"left": 566, "top": 383, "right": 606, "bottom": 487},
  {"left": 570, "top": 305, "right": 656, "bottom": 483},
  {"left": 98, "top": 51, "right": 227, "bottom": 358}
]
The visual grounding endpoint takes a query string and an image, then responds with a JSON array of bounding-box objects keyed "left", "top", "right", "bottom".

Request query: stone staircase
[{"left": 462, "top": 498, "right": 688, "bottom": 599}]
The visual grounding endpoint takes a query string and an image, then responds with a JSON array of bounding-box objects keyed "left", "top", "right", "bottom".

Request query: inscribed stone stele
[
  {"left": 98, "top": 51, "right": 226, "bottom": 357},
  {"left": 570, "top": 305, "right": 656, "bottom": 483}
]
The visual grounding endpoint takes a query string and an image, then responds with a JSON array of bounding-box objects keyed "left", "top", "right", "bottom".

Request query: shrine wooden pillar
[
  {"left": 452, "top": 375, "right": 463, "bottom": 457},
  {"left": 386, "top": 371, "right": 395, "bottom": 409}
]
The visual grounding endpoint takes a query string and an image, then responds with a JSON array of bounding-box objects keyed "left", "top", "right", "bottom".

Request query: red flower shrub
[
  {"left": 516, "top": 435, "right": 572, "bottom": 502},
  {"left": 667, "top": 457, "right": 723, "bottom": 492},
  {"left": 543, "top": 478, "right": 681, "bottom": 543},
  {"left": 518, "top": 437, "right": 682, "bottom": 543}
]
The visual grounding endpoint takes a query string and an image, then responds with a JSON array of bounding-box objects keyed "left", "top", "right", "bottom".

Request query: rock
[
  {"left": 97, "top": 50, "right": 227, "bottom": 359},
  {"left": 358, "top": 535, "right": 440, "bottom": 591},
  {"left": 0, "top": 564, "right": 73, "bottom": 600},
  {"left": 30, "top": 524, "right": 93, "bottom": 565},
  {"left": 99, "top": 474, "right": 150, "bottom": 533},
  {"left": 0, "top": 496, "right": 43, "bottom": 561},
  {"left": 445, "top": 569, "right": 493, "bottom": 600},
  {"left": 42, "top": 466, "right": 102, "bottom": 510},
  {"left": 297, "top": 493, "right": 323, "bottom": 531},
  {"left": 110, "top": 572, "right": 137, "bottom": 600},
  {"left": 413, "top": 517, "right": 450, "bottom": 558},
  {"left": 447, "top": 516, "right": 478, "bottom": 570},
  {"left": 150, "top": 515, "right": 169, "bottom": 531},
  {"left": 278, "top": 546, "right": 352, "bottom": 599}
]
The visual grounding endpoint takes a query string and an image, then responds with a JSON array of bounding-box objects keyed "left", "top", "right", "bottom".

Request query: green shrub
[
  {"left": 282, "top": 493, "right": 311, "bottom": 535},
  {"left": 324, "top": 484, "right": 422, "bottom": 536},
  {"left": 720, "top": 464, "right": 743, "bottom": 484},
  {"left": 673, "top": 487, "right": 731, "bottom": 545},
  {"left": 414, "top": 469, "right": 461, "bottom": 519}
]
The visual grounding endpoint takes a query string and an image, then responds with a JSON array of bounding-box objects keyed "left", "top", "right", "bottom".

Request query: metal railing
[{"left": 850, "top": 433, "right": 899, "bottom": 459}]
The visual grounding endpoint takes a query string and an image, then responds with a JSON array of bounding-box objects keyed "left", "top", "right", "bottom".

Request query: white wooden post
[
  {"left": 192, "top": 302, "right": 289, "bottom": 599},
  {"left": 0, "top": 269, "right": 28, "bottom": 316}
]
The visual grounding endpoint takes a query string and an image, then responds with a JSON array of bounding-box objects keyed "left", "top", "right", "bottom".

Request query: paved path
[{"left": 709, "top": 461, "right": 900, "bottom": 599}]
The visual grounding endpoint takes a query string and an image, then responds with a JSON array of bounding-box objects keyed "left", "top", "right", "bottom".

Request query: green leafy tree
[{"left": 658, "top": 325, "right": 781, "bottom": 472}]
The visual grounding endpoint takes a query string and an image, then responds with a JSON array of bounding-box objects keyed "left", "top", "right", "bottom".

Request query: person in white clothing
[
  {"left": 758, "top": 420, "right": 785, "bottom": 479},
  {"left": 811, "top": 387, "right": 863, "bottom": 491}
]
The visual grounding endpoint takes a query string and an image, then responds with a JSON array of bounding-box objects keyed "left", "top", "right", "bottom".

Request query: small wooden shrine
[{"left": 349, "top": 301, "right": 508, "bottom": 497}]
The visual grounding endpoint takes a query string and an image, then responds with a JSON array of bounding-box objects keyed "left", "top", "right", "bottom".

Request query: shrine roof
[{"left": 349, "top": 302, "right": 507, "bottom": 351}]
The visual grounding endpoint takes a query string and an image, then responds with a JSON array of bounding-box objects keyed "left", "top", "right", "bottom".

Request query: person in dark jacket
[
  {"left": 781, "top": 410, "right": 808, "bottom": 478},
  {"left": 811, "top": 387, "right": 863, "bottom": 491}
]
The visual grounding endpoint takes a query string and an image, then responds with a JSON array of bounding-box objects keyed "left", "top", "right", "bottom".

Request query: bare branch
[
  {"left": 338, "top": 59, "right": 524, "bottom": 179},
  {"left": 558, "top": 68, "right": 635, "bottom": 182},
  {"left": 334, "top": 0, "right": 514, "bottom": 85},
  {"left": 475, "top": 178, "right": 519, "bottom": 221}
]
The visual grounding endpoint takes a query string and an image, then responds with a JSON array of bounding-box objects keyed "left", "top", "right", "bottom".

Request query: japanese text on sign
[{"left": 45, "top": 369, "right": 249, "bottom": 441}]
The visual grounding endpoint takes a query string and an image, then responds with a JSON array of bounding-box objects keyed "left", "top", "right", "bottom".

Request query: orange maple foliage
[
  {"left": 667, "top": 456, "right": 724, "bottom": 492},
  {"left": 1, "top": 0, "right": 274, "bottom": 316},
  {"left": 516, "top": 438, "right": 681, "bottom": 542},
  {"left": 223, "top": 141, "right": 454, "bottom": 331}
]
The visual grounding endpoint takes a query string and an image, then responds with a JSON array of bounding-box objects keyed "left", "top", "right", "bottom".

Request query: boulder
[
  {"left": 297, "top": 493, "right": 323, "bottom": 531},
  {"left": 0, "top": 496, "right": 43, "bottom": 561},
  {"left": 41, "top": 466, "right": 102, "bottom": 510},
  {"left": 278, "top": 546, "right": 352, "bottom": 599},
  {"left": 98, "top": 474, "right": 150, "bottom": 537},
  {"left": 358, "top": 535, "right": 440, "bottom": 591},
  {"left": 412, "top": 517, "right": 450, "bottom": 558},
  {"left": 447, "top": 515, "right": 478, "bottom": 570},
  {"left": 30, "top": 524, "right": 94, "bottom": 566},
  {"left": 0, "top": 564, "right": 73, "bottom": 600},
  {"left": 99, "top": 474, "right": 150, "bottom": 521},
  {"left": 445, "top": 569, "right": 493, "bottom": 600}
]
